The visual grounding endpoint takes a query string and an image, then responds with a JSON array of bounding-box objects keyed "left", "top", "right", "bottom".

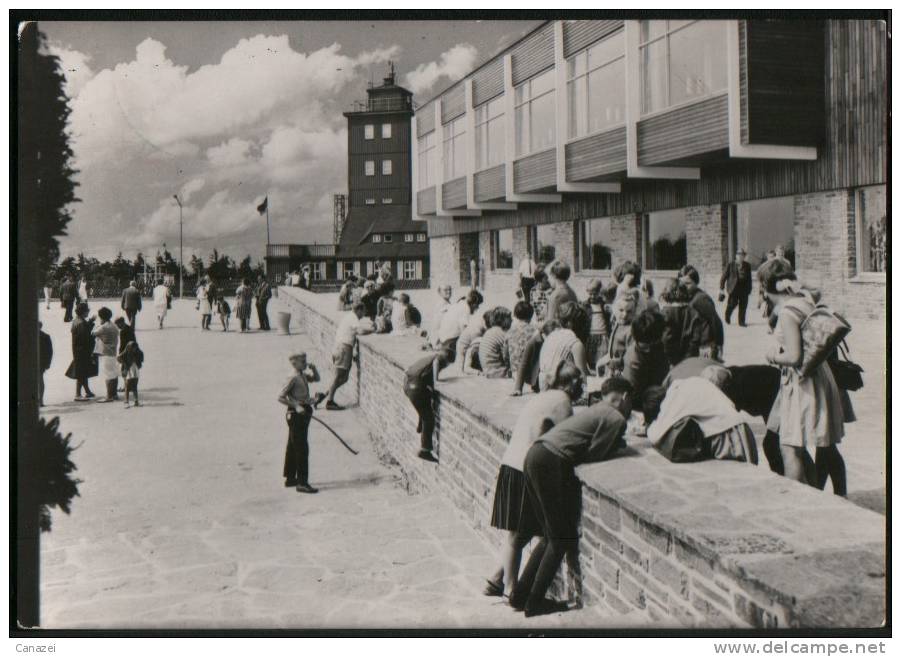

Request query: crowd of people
[
  {"left": 193, "top": 274, "right": 272, "bottom": 332},
  {"left": 288, "top": 246, "right": 856, "bottom": 616}
]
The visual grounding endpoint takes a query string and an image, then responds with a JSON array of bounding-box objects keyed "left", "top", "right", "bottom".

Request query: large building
[
  {"left": 412, "top": 19, "right": 886, "bottom": 319},
  {"left": 267, "top": 66, "right": 430, "bottom": 286}
]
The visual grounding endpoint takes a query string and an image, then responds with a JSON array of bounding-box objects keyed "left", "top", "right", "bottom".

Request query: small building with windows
[
  {"left": 266, "top": 65, "right": 430, "bottom": 286},
  {"left": 413, "top": 19, "right": 886, "bottom": 319}
]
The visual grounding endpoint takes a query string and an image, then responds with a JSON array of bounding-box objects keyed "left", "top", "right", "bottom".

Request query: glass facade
[
  {"left": 567, "top": 30, "right": 625, "bottom": 139},
  {"left": 418, "top": 131, "right": 436, "bottom": 188},
  {"left": 643, "top": 209, "right": 687, "bottom": 270},
  {"left": 443, "top": 117, "right": 467, "bottom": 181},
  {"left": 475, "top": 97, "right": 505, "bottom": 170},
  {"left": 492, "top": 229, "right": 514, "bottom": 269},
  {"left": 727, "top": 196, "right": 796, "bottom": 269},
  {"left": 531, "top": 224, "right": 557, "bottom": 265},
  {"left": 856, "top": 188, "right": 886, "bottom": 274},
  {"left": 579, "top": 217, "right": 613, "bottom": 270},
  {"left": 515, "top": 69, "right": 556, "bottom": 157},
  {"left": 639, "top": 20, "right": 727, "bottom": 115}
]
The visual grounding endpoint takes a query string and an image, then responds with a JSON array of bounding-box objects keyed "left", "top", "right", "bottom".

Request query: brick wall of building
[
  {"left": 686, "top": 204, "right": 728, "bottom": 294},
  {"left": 795, "top": 187, "right": 886, "bottom": 320},
  {"left": 279, "top": 286, "right": 885, "bottom": 628}
]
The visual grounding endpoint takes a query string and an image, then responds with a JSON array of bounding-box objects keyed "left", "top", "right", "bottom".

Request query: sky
[{"left": 39, "top": 19, "right": 542, "bottom": 264}]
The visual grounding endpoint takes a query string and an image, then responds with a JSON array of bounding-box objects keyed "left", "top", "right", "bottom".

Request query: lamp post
[{"left": 173, "top": 194, "right": 183, "bottom": 299}]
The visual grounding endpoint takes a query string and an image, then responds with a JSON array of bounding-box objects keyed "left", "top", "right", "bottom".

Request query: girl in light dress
[{"left": 760, "top": 260, "right": 852, "bottom": 494}]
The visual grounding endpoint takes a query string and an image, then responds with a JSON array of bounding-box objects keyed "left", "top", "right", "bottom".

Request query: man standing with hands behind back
[
  {"left": 121, "top": 280, "right": 142, "bottom": 328},
  {"left": 719, "top": 248, "right": 752, "bottom": 327},
  {"left": 255, "top": 274, "right": 272, "bottom": 330}
]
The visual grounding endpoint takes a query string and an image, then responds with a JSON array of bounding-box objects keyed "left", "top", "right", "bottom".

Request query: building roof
[{"left": 336, "top": 205, "right": 429, "bottom": 259}]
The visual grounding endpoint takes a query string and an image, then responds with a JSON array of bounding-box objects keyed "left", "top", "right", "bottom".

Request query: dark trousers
[
  {"left": 125, "top": 308, "right": 138, "bottom": 327},
  {"left": 404, "top": 379, "right": 434, "bottom": 451},
  {"left": 520, "top": 277, "right": 535, "bottom": 304},
  {"left": 256, "top": 299, "right": 270, "bottom": 330},
  {"left": 63, "top": 298, "right": 74, "bottom": 322},
  {"left": 513, "top": 444, "right": 581, "bottom": 610},
  {"left": 283, "top": 409, "right": 312, "bottom": 485},
  {"left": 724, "top": 292, "right": 749, "bottom": 326}
]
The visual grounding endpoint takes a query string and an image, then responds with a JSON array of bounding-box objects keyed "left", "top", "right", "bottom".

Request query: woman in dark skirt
[
  {"left": 234, "top": 278, "right": 254, "bottom": 332},
  {"left": 66, "top": 302, "right": 97, "bottom": 400},
  {"left": 484, "top": 361, "right": 584, "bottom": 599}
]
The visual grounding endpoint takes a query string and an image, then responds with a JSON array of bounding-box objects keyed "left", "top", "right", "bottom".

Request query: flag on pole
[{"left": 257, "top": 196, "right": 268, "bottom": 215}]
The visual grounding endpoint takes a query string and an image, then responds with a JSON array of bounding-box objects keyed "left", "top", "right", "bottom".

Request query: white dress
[
  {"left": 197, "top": 285, "right": 212, "bottom": 315},
  {"left": 153, "top": 285, "right": 170, "bottom": 318}
]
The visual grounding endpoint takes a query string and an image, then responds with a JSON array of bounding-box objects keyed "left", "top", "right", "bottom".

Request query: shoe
[
  {"left": 483, "top": 578, "right": 504, "bottom": 597},
  {"left": 84, "top": 392, "right": 96, "bottom": 399},
  {"left": 523, "top": 598, "right": 569, "bottom": 618},
  {"left": 123, "top": 403, "right": 130, "bottom": 408},
  {"left": 295, "top": 484, "right": 319, "bottom": 494},
  {"left": 417, "top": 449, "right": 438, "bottom": 463},
  {"left": 74, "top": 396, "right": 88, "bottom": 402},
  {"left": 325, "top": 401, "right": 344, "bottom": 411},
  {"left": 133, "top": 401, "right": 141, "bottom": 407},
  {"left": 284, "top": 478, "right": 298, "bottom": 487},
  {"left": 312, "top": 392, "right": 327, "bottom": 409},
  {"left": 96, "top": 398, "right": 112, "bottom": 403}
]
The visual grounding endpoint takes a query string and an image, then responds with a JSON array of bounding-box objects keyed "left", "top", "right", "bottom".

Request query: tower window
[
  {"left": 364, "top": 124, "right": 374, "bottom": 140},
  {"left": 365, "top": 160, "right": 375, "bottom": 176},
  {"left": 382, "top": 123, "right": 392, "bottom": 138}
]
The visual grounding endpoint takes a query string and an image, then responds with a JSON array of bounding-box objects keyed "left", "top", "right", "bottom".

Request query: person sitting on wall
[
  {"left": 679, "top": 264, "right": 724, "bottom": 361},
  {"left": 510, "top": 376, "right": 633, "bottom": 617},
  {"left": 512, "top": 320, "right": 560, "bottom": 396},
  {"left": 484, "top": 361, "right": 584, "bottom": 599},
  {"left": 596, "top": 291, "right": 638, "bottom": 378},
  {"left": 390, "top": 293, "right": 420, "bottom": 336},
  {"left": 434, "top": 290, "right": 483, "bottom": 381},
  {"left": 479, "top": 306, "right": 514, "bottom": 379},
  {"left": 337, "top": 275, "right": 357, "bottom": 312},
  {"left": 506, "top": 301, "right": 538, "bottom": 382},
  {"left": 459, "top": 309, "right": 490, "bottom": 375},
  {"left": 529, "top": 268, "right": 552, "bottom": 324},
  {"left": 360, "top": 279, "right": 379, "bottom": 321},
  {"left": 319, "top": 301, "right": 374, "bottom": 411},
  {"left": 426, "top": 284, "right": 454, "bottom": 349},
  {"left": 538, "top": 301, "right": 590, "bottom": 390},
  {"left": 544, "top": 261, "right": 578, "bottom": 325}
]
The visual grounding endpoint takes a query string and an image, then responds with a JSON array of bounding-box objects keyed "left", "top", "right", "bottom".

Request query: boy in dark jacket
[{"left": 39, "top": 322, "right": 52, "bottom": 406}]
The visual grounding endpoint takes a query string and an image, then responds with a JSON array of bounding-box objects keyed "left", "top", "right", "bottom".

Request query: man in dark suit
[
  {"left": 121, "top": 280, "right": 142, "bottom": 327},
  {"left": 255, "top": 275, "right": 272, "bottom": 330},
  {"left": 719, "top": 248, "right": 753, "bottom": 327},
  {"left": 60, "top": 275, "right": 76, "bottom": 322}
]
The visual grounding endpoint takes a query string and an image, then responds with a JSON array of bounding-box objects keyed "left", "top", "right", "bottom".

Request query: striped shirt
[{"left": 478, "top": 327, "right": 510, "bottom": 378}]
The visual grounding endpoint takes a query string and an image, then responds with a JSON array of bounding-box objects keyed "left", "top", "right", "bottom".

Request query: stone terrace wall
[{"left": 279, "top": 287, "right": 886, "bottom": 628}]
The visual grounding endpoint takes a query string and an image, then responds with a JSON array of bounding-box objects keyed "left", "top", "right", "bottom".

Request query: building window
[
  {"left": 383, "top": 234, "right": 393, "bottom": 243},
  {"left": 382, "top": 159, "right": 392, "bottom": 175},
  {"left": 567, "top": 30, "right": 625, "bottom": 139},
  {"left": 491, "top": 229, "right": 514, "bottom": 270},
  {"left": 343, "top": 261, "right": 355, "bottom": 279},
  {"left": 372, "top": 234, "right": 382, "bottom": 243},
  {"left": 515, "top": 69, "right": 556, "bottom": 157},
  {"left": 642, "top": 209, "right": 687, "bottom": 271},
  {"left": 404, "top": 233, "right": 414, "bottom": 243},
  {"left": 416, "top": 233, "right": 427, "bottom": 243},
  {"left": 442, "top": 116, "right": 467, "bottom": 181},
  {"left": 365, "top": 160, "right": 375, "bottom": 176},
  {"left": 403, "top": 260, "right": 419, "bottom": 280},
  {"left": 418, "top": 131, "right": 437, "bottom": 188},
  {"left": 530, "top": 224, "right": 557, "bottom": 265},
  {"left": 381, "top": 123, "right": 392, "bottom": 139},
  {"left": 475, "top": 97, "right": 505, "bottom": 170},
  {"left": 726, "top": 196, "right": 796, "bottom": 270},
  {"left": 365, "top": 198, "right": 376, "bottom": 205},
  {"left": 364, "top": 124, "right": 374, "bottom": 140},
  {"left": 382, "top": 197, "right": 393, "bottom": 204},
  {"left": 311, "top": 262, "right": 325, "bottom": 281},
  {"left": 579, "top": 217, "right": 613, "bottom": 270},
  {"left": 855, "top": 188, "right": 886, "bottom": 274},
  {"left": 639, "top": 20, "right": 728, "bottom": 115}
]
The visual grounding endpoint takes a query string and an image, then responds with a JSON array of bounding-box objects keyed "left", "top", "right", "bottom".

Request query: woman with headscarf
[
  {"left": 235, "top": 278, "right": 255, "bottom": 332},
  {"left": 65, "top": 302, "right": 97, "bottom": 400}
]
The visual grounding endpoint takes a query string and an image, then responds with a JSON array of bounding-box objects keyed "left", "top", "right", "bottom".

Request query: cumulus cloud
[
  {"left": 45, "top": 42, "right": 95, "bottom": 98},
  {"left": 403, "top": 43, "right": 477, "bottom": 95},
  {"left": 55, "top": 33, "right": 400, "bottom": 258}
]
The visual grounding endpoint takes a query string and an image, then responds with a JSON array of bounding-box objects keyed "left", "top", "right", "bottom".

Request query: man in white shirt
[
  {"left": 428, "top": 284, "right": 453, "bottom": 348},
  {"left": 435, "top": 289, "right": 483, "bottom": 381},
  {"left": 320, "top": 302, "right": 373, "bottom": 410},
  {"left": 518, "top": 253, "right": 538, "bottom": 303}
]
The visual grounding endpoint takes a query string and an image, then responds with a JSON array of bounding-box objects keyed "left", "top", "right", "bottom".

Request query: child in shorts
[
  {"left": 118, "top": 341, "right": 143, "bottom": 408},
  {"left": 217, "top": 297, "right": 231, "bottom": 332}
]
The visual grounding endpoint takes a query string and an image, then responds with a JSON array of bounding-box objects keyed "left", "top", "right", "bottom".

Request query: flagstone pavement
[{"left": 37, "top": 296, "right": 646, "bottom": 630}]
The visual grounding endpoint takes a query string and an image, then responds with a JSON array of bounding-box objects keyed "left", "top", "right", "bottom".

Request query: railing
[
  {"left": 282, "top": 278, "right": 431, "bottom": 293},
  {"left": 368, "top": 97, "right": 412, "bottom": 112},
  {"left": 266, "top": 243, "right": 336, "bottom": 258}
]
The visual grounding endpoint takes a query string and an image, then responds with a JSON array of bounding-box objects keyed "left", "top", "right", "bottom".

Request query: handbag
[
  {"left": 652, "top": 417, "right": 709, "bottom": 463},
  {"left": 794, "top": 302, "right": 852, "bottom": 378},
  {"left": 827, "top": 341, "right": 864, "bottom": 391}
]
